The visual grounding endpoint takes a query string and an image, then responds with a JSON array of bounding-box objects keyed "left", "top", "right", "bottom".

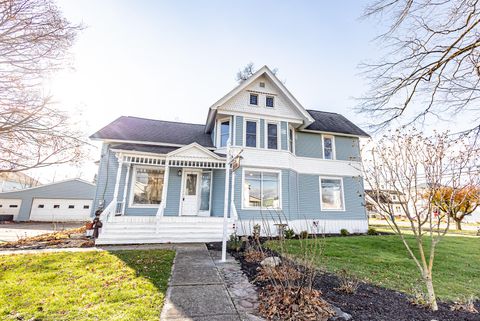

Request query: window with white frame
[
  {"left": 267, "top": 123, "right": 278, "bottom": 149},
  {"left": 245, "top": 120, "right": 257, "bottom": 147},
  {"left": 199, "top": 171, "right": 212, "bottom": 211},
  {"left": 289, "top": 128, "right": 294, "bottom": 152},
  {"left": 219, "top": 120, "right": 230, "bottom": 147},
  {"left": 243, "top": 170, "right": 281, "bottom": 209},
  {"left": 320, "top": 178, "right": 344, "bottom": 210},
  {"left": 249, "top": 93, "right": 258, "bottom": 105},
  {"left": 266, "top": 96, "right": 274, "bottom": 108},
  {"left": 132, "top": 167, "right": 164, "bottom": 206},
  {"left": 323, "top": 135, "right": 334, "bottom": 160}
]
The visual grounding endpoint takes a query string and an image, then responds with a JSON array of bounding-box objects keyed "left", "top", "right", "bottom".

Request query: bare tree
[
  {"left": 361, "top": 129, "right": 479, "bottom": 310},
  {"left": 235, "top": 63, "right": 279, "bottom": 83},
  {"left": 0, "top": 0, "right": 87, "bottom": 173},
  {"left": 360, "top": 0, "right": 480, "bottom": 133}
]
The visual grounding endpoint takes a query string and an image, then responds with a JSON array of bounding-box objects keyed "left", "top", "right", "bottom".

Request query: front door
[{"left": 181, "top": 171, "right": 200, "bottom": 215}]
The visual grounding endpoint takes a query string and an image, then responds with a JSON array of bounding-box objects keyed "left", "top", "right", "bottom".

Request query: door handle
[{"left": 182, "top": 197, "right": 185, "bottom": 201}]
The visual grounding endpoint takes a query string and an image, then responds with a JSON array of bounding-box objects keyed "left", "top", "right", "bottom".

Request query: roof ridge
[
  {"left": 306, "top": 109, "right": 341, "bottom": 115},
  {"left": 124, "top": 116, "right": 206, "bottom": 127}
]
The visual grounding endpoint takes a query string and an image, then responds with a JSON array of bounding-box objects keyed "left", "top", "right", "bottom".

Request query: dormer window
[
  {"left": 266, "top": 96, "right": 274, "bottom": 108},
  {"left": 249, "top": 93, "right": 258, "bottom": 105}
]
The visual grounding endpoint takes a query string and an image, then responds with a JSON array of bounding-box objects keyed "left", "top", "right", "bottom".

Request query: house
[
  {"left": 365, "top": 189, "right": 408, "bottom": 219},
  {"left": 0, "top": 172, "right": 40, "bottom": 192},
  {"left": 90, "top": 66, "right": 369, "bottom": 244},
  {"left": 0, "top": 179, "right": 96, "bottom": 222}
]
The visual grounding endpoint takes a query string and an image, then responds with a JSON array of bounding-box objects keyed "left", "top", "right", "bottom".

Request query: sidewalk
[{"left": 160, "top": 244, "right": 241, "bottom": 321}]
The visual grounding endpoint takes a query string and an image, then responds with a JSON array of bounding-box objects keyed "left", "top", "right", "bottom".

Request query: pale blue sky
[{"left": 43, "top": 0, "right": 383, "bottom": 181}]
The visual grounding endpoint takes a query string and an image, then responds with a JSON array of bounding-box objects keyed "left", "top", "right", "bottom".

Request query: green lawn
[
  {"left": 0, "top": 249, "right": 175, "bottom": 321},
  {"left": 268, "top": 235, "right": 480, "bottom": 301}
]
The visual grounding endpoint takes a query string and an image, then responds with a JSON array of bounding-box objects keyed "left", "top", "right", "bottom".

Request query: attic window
[
  {"left": 266, "top": 96, "right": 274, "bottom": 108},
  {"left": 259, "top": 82, "right": 265, "bottom": 88},
  {"left": 249, "top": 93, "right": 258, "bottom": 105}
]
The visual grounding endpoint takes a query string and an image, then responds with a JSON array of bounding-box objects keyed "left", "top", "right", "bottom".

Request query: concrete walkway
[{"left": 160, "top": 244, "right": 241, "bottom": 321}]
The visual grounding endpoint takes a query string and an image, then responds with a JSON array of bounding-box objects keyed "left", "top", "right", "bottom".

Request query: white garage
[
  {"left": 30, "top": 198, "right": 92, "bottom": 222},
  {"left": 0, "top": 199, "right": 22, "bottom": 220},
  {"left": 0, "top": 179, "right": 96, "bottom": 222}
]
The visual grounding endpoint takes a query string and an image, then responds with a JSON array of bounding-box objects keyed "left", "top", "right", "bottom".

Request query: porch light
[{"left": 177, "top": 169, "right": 182, "bottom": 176}]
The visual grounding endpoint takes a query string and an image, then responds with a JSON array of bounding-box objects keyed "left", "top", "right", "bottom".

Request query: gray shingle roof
[
  {"left": 90, "top": 116, "right": 214, "bottom": 147},
  {"left": 110, "top": 143, "right": 180, "bottom": 154},
  {"left": 306, "top": 110, "right": 369, "bottom": 137}
]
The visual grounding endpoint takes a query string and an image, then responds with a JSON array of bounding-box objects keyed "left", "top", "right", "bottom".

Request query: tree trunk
[
  {"left": 424, "top": 273, "right": 438, "bottom": 311},
  {"left": 455, "top": 219, "right": 462, "bottom": 230}
]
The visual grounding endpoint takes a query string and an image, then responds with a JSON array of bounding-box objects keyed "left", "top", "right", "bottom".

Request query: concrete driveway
[{"left": 0, "top": 222, "right": 85, "bottom": 243}]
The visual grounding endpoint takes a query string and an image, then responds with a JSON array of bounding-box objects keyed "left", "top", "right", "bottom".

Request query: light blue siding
[
  {"left": 235, "top": 116, "right": 243, "bottom": 146},
  {"left": 295, "top": 132, "right": 322, "bottom": 158},
  {"left": 259, "top": 119, "right": 265, "bottom": 148},
  {"left": 92, "top": 143, "right": 117, "bottom": 215},
  {"left": 164, "top": 167, "right": 182, "bottom": 216},
  {"left": 0, "top": 179, "right": 95, "bottom": 221},
  {"left": 281, "top": 122, "right": 288, "bottom": 150},
  {"left": 335, "top": 136, "right": 361, "bottom": 161},
  {"left": 211, "top": 169, "right": 226, "bottom": 217}
]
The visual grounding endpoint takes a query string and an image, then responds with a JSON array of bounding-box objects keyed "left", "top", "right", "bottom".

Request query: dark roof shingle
[
  {"left": 90, "top": 116, "right": 214, "bottom": 147},
  {"left": 306, "top": 110, "right": 369, "bottom": 137}
]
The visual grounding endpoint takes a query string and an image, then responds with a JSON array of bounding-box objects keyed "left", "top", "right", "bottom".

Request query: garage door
[
  {"left": 30, "top": 198, "right": 92, "bottom": 222},
  {"left": 0, "top": 199, "right": 22, "bottom": 220}
]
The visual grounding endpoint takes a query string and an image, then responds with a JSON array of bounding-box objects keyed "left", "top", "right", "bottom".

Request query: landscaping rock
[
  {"left": 331, "top": 306, "right": 352, "bottom": 320},
  {"left": 260, "top": 256, "right": 281, "bottom": 267}
]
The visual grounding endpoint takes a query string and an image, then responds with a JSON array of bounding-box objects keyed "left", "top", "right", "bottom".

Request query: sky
[{"left": 38, "top": 0, "right": 384, "bottom": 182}]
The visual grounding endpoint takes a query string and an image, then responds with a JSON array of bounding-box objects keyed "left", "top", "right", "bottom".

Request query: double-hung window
[
  {"left": 245, "top": 120, "right": 257, "bottom": 147},
  {"left": 320, "top": 178, "right": 344, "bottom": 210},
  {"left": 289, "top": 128, "right": 294, "bottom": 153},
  {"left": 267, "top": 123, "right": 278, "bottom": 149},
  {"left": 266, "top": 96, "right": 274, "bottom": 108},
  {"left": 243, "top": 170, "right": 281, "bottom": 209},
  {"left": 219, "top": 120, "right": 230, "bottom": 147},
  {"left": 250, "top": 93, "right": 258, "bottom": 105},
  {"left": 323, "top": 135, "right": 334, "bottom": 159},
  {"left": 132, "top": 167, "right": 164, "bottom": 206}
]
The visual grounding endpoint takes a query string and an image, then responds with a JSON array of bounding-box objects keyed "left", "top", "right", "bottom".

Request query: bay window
[
  {"left": 320, "top": 178, "right": 344, "bottom": 210},
  {"left": 245, "top": 120, "right": 257, "bottom": 147},
  {"left": 267, "top": 123, "right": 278, "bottom": 149},
  {"left": 243, "top": 170, "right": 281, "bottom": 209},
  {"left": 132, "top": 167, "right": 164, "bottom": 206}
]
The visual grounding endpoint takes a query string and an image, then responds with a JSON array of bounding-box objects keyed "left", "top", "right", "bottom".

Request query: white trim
[
  {"left": 91, "top": 138, "right": 218, "bottom": 151},
  {"left": 319, "top": 176, "right": 346, "bottom": 212},
  {"left": 264, "top": 121, "right": 280, "bottom": 150},
  {"left": 121, "top": 164, "right": 131, "bottom": 215},
  {"left": 216, "top": 116, "right": 232, "bottom": 148},
  {"left": 249, "top": 93, "right": 259, "bottom": 107},
  {"left": 217, "top": 110, "right": 304, "bottom": 125},
  {"left": 288, "top": 126, "right": 296, "bottom": 154},
  {"left": 167, "top": 142, "right": 225, "bottom": 160},
  {"left": 241, "top": 167, "right": 282, "bottom": 210},
  {"left": 243, "top": 118, "right": 260, "bottom": 148},
  {"left": 198, "top": 170, "right": 213, "bottom": 216},
  {"left": 265, "top": 95, "right": 275, "bottom": 108},
  {"left": 300, "top": 129, "right": 368, "bottom": 139},
  {"left": 128, "top": 165, "right": 164, "bottom": 209},
  {"left": 322, "top": 134, "right": 336, "bottom": 160}
]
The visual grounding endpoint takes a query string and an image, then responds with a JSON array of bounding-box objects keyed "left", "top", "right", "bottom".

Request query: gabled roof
[
  {"left": 90, "top": 116, "right": 214, "bottom": 148},
  {"left": 205, "top": 65, "right": 314, "bottom": 132},
  {"left": 305, "top": 110, "right": 369, "bottom": 137},
  {"left": 167, "top": 142, "right": 225, "bottom": 160},
  {"left": 0, "top": 178, "right": 95, "bottom": 196}
]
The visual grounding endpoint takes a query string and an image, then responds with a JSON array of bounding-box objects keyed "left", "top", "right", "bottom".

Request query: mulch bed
[
  {"left": 0, "top": 226, "right": 94, "bottom": 250},
  {"left": 206, "top": 242, "right": 480, "bottom": 321}
]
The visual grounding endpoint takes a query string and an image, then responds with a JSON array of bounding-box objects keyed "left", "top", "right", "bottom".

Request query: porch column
[
  {"left": 222, "top": 141, "right": 231, "bottom": 262},
  {"left": 120, "top": 164, "right": 130, "bottom": 215},
  {"left": 157, "top": 161, "right": 170, "bottom": 216},
  {"left": 112, "top": 154, "right": 123, "bottom": 214}
]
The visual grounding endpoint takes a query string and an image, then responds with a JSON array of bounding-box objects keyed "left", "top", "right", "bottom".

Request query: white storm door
[{"left": 181, "top": 171, "right": 200, "bottom": 215}]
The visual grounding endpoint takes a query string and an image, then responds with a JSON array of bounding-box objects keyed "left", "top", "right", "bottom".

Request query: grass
[
  {"left": 268, "top": 235, "right": 480, "bottom": 301},
  {"left": 369, "top": 223, "right": 479, "bottom": 237},
  {"left": 0, "top": 249, "right": 175, "bottom": 321}
]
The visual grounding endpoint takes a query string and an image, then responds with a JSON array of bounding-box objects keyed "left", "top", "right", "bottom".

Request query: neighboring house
[
  {"left": 0, "top": 179, "right": 96, "bottom": 222},
  {"left": 365, "top": 189, "right": 408, "bottom": 218},
  {"left": 0, "top": 172, "right": 40, "bottom": 192},
  {"left": 90, "top": 66, "right": 369, "bottom": 244}
]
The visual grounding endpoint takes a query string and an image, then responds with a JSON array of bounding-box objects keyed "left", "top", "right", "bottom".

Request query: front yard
[
  {"left": 0, "top": 249, "right": 175, "bottom": 321},
  {"left": 270, "top": 235, "right": 480, "bottom": 301}
]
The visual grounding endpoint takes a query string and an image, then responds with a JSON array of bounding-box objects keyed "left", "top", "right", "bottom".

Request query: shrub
[
  {"left": 244, "top": 249, "right": 266, "bottom": 263},
  {"left": 255, "top": 265, "right": 302, "bottom": 282},
  {"left": 334, "top": 269, "right": 360, "bottom": 294},
  {"left": 227, "top": 233, "right": 242, "bottom": 251},
  {"left": 299, "top": 230, "right": 309, "bottom": 239},
  {"left": 253, "top": 224, "right": 261, "bottom": 241},
  {"left": 284, "top": 228, "right": 295, "bottom": 239},
  {"left": 367, "top": 227, "right": 378, "bottom": 235},
  {"left": 340, "top": 228, "right": 350, "bottom": 236}
]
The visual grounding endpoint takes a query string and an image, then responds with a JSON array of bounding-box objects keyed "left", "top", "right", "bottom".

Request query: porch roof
[{"left": 111, "top": 143, "right": 226, "bottom": 158}]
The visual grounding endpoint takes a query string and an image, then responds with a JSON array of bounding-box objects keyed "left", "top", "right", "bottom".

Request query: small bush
[
  {"left": 450, "top": 296, "right": 479, "bottom": 313},
  {"left": 244, "top": 249, "right": 266, "bottom": 263},
  {"left": 253, "top": 224, "right": 261, "bottom": 240},
  {"left": 367, "top": 227, "right": 378, "bottom": 235},
  {"left": 284, "top": 228, "right": 295, "bottom": 239},
  {"left": 340, "top": 228, "right": 350, "bottom": 236},
  {"left": 255, "top": 265, "right": 302, "bottom": 282},
  {"left": 299, "top": 230, "right": 309, "bottom": 239},
  {"left": 227, "top": 233, "right": 242, "bottom": 251},
  {"left": 334, "top": 269, "right": 360, "bottom": 294}
]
